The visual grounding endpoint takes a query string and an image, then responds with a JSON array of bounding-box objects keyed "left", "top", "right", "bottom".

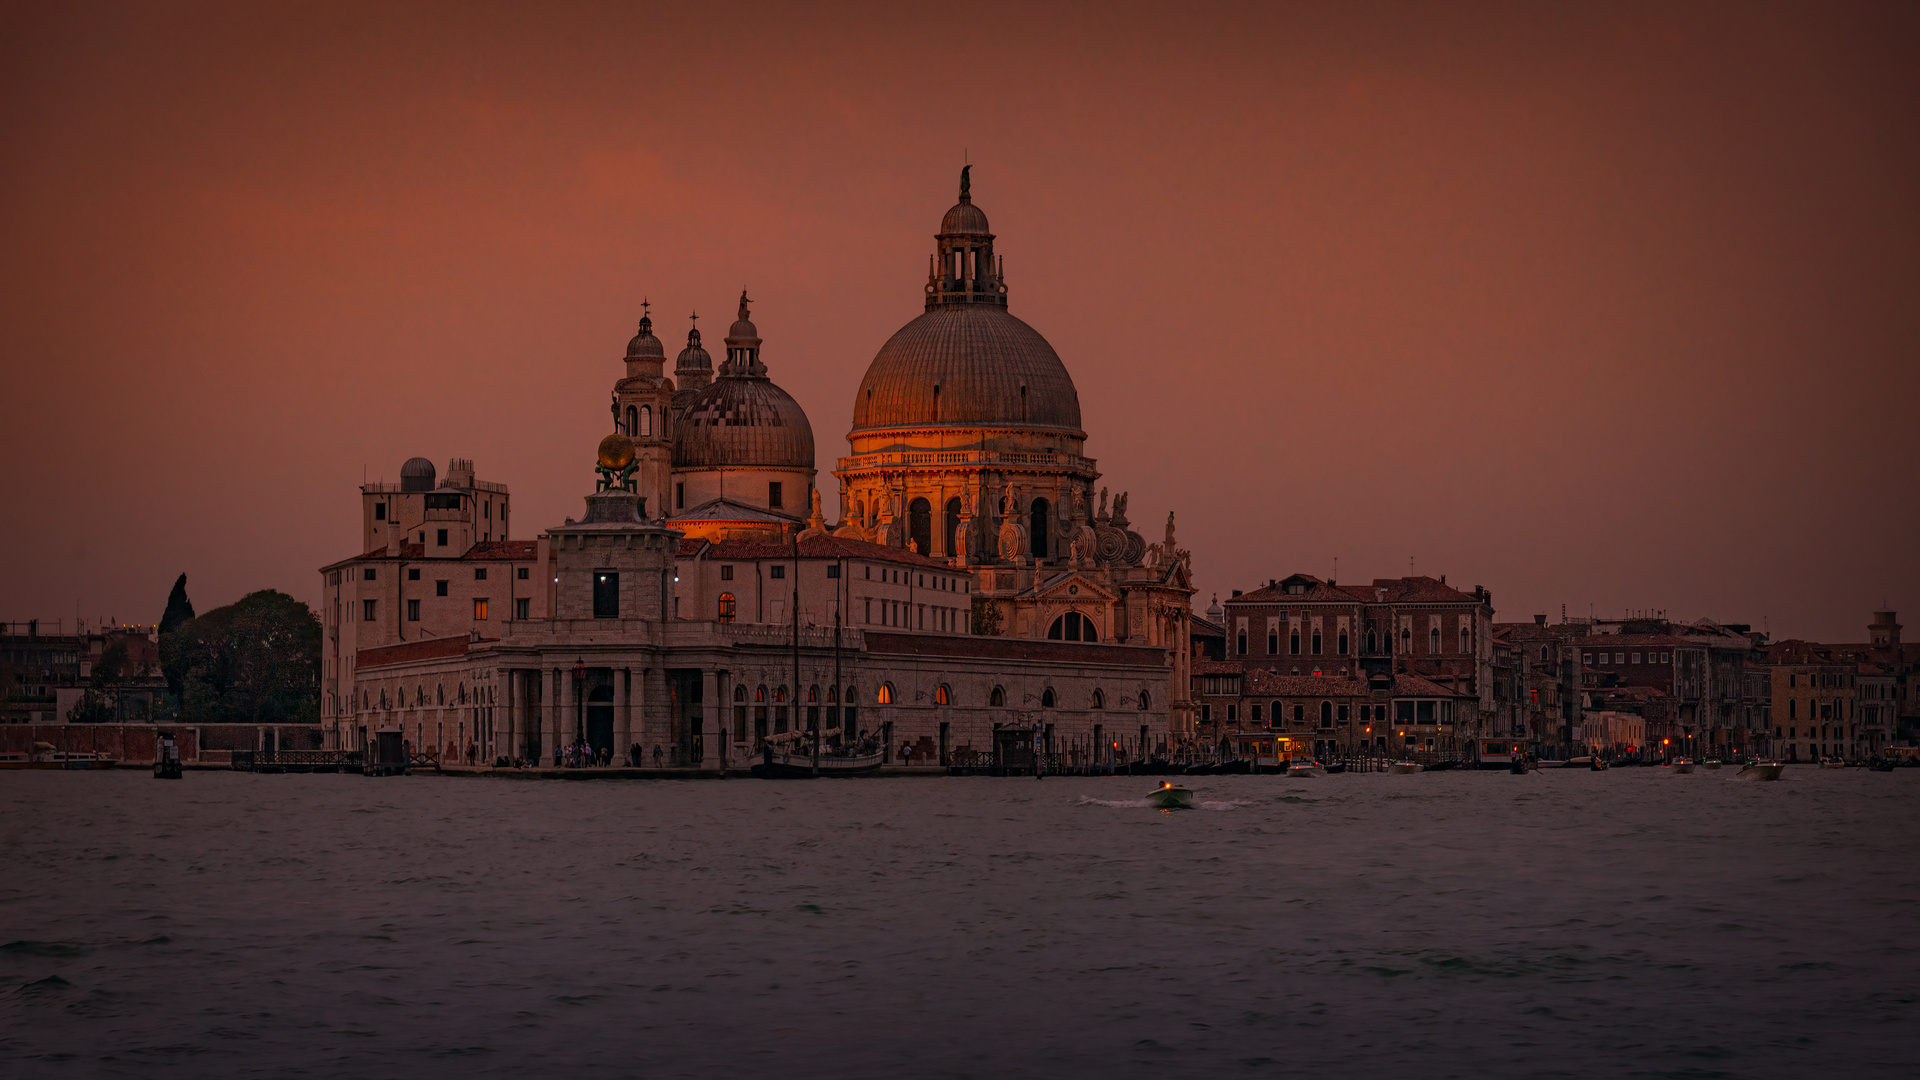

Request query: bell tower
[{"left": 613, "top": 302, "right": 675, "bottom": 519}]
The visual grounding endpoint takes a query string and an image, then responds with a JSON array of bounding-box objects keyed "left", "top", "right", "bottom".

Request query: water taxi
[
  {"left": 1736, "top": 760, "right": 1785, "bottom": 781},
  {"left": 0, "top": 743, "right": 114, "bottom": 770},
  {"left": 1229, "top": 733, "right": 1313, "bottom": 775},
  {"left": 1145, "top": 781, "right": 1194, "bottom": 810},
  {"left": 1388, "top": 760, "right": 1423, "bottom": 774},
  {"left": 1670, "top": 758, "right": 1695, "bottom": 774}
]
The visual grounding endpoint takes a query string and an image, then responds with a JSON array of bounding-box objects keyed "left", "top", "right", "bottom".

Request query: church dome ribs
[{"left": 851, "top": 305, "right": 1081, "bottom": 434}]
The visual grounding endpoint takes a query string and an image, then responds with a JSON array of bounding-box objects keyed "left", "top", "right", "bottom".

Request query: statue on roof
[
  {"left": 959, "top": 164, "right": 971, "bottom": 200},
  {"left": 738, "top": 290, "right": 752, "bottom": 321}
]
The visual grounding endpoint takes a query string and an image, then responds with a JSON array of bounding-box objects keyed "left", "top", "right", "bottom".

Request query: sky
[{"left": 2, "top": 1, "right": 1916, "bottom": 642}]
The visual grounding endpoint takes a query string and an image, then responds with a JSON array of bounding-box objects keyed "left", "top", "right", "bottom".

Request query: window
[
  {"left": 717, "top": 592, "right": 736, "bottom": 623},
  {"left": 878, "top": 683, "right": 894, "bottom": 704},
  {"left": 1090, "top": 689, "right": 1104, "bottom": 709},
  {"left": 1048, "top": 612, "right": 1097, "bottom": 642},
  {"left": 1631, "top": 652, "right": 1642, "bottom": 664},
  {"left": 436, "top": 580, "right": 449, "bottom": 597},
  {"left": 1269, "top": 700, "right": 1281, "bottom": 727},
  {"left": 991, "top": 686, "right": 1006, "bottom": 707},
  {"left": 374, "top": 503, "right": 386, "bottom": 520},
  {"left": 1661, "top": 652, "right": 1670, "bottom": 663},
  {"left": 1041, "top": 687, "right": 1056, "bottom": 708},
  {"left": 676, "top": 482, "right": 685, "bottom": 509},
  {"left": 1311, "top": 630, "right": 1322, "bottom": 654},
  {"left": 1338, "top": 704, "right": 1349, "bottom": 723},
  {"left": 1615, "top": 652, "right": 1625, "bottom": 664},
  {"left": 934, "top": 684, "right": 951, "bottom": 705},
  {"left": 639, "top": 405, "right": 652, "bottom": 437},
  {"left": 515, "top": 598, "right": 530, "bottom": 620},
  {"left": 720, "top": 565, "right": 734, "bottom": 581},
  {"left": 1250, "top": 703, "right": 1262, "bottom": 724},
  {"left": 827, "top": 564, "right": 840, "bottom": 579},
  {"left": 473, "top": 598, "right": 489, "bottom": 620},
  {"left": 593, "top": 572, "right": 618, "bottom": 618},
  {"left": 1429, "top": 628, "right": 1440, "bottom": 653},
  {"left": 770, "top": 565, "right": 786, "bottom": 580},
  {"left": 1290, "top": 630, "right": 1301, "bottom": 655},
  {"left": 363, "top": 568, "right": 376, "bottom": 581},
  {"left": 1268, "top": 631, "right": 1278, "bottom": 654},
  {"left": 1320, "top": 701, "right": 1333, "bottom": 727},
  {"left": 1597, "top": 653, "right": 1608, "bottom": 665},
  {"left": 1227, "top": 703, "right": 1238, "bottom": 722},
  {"left": 1338, "top": 632, "right": 1348, "bottom": 655},
  {"left": 1293, "top": 704, "right": 1304, "bottom": 725},
  {"left": 864, "top": 599, "right": 872, "bottom": 623},
  {"left": 363, "top": 599, "right": 378, "bottom": 621},
  {"left": 407, "top": 599, "right": 420, "bottom": 621},
  {"left": 475, "top": 568, "right": 487, "bottom": 580},
  {"left": 1541, "top": 646, "right": 1549, "bottom": 661},
  {"left": 1201, "top": 703, "right": 1211, "bottom": 722},
  {"left": 768, "top": 481, "right": 783, "bottom": 509},
  {"left": 517, "top": 567, "right": 529, "bottom": 580},
  {"left": 1237, "top": 631, "right": 1248, "bottom": 654},
  {"left": 437, "top": 529, "right": 449, "bottom": 547}
]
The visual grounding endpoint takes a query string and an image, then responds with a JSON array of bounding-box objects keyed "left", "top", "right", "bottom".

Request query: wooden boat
[
  {"left": 1868, "top": 760, "right": 1897, "bottom": 773},
  {"left": 1589, "top": 757, "right": 1610, "bottom": 771},
  {"left": 1388, "top": 761, "right": 1423, "bottom": 774},
  {"left": 1145, "top": 781, "right": 1194, "bottom": 810},
  {"left": 1670, "top": 758, "right": 1695, "bottom": 774},
  {"left": 1322, "top": 761, "right": 1347, "bottom": 774},
  {"left": 1736, "top": 761, "right": 1785, "bottom": 781},
  {"left": 750, "top": 744, "right": 884, "bottom": 779}
]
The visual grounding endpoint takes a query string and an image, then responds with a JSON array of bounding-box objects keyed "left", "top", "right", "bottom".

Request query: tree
[
  {"left": 158, "top": 574, "right": 195, "bottom": 698},
  {"left": 970, "top": 595, "right": 1004, "bottom": 637},
  {"left": 163, "top": 590, "right": 320, "bottom": 724}
]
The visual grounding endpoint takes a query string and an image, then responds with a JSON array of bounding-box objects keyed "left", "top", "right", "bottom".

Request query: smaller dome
[
  {"left": 626, "top": 314, "right": 664, "bottom": 359},
  {"left": 400, "top": 456, "right": 437, "bottom": 492},
  {"left": 941, "top": 199, "right": 990, "bottom": 236},
  {"left": 597, "top": 432, "right": 635, "bottom": 470},
  {"left": 675, "top": 328, "right": 712, "bottom": 375},
  {"left": 675, "top": 377, "right": 815, "bottom": 471}
]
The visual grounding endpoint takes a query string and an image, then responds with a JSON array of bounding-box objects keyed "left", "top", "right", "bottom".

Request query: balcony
[{"left": 838, "top": 449, "right": 1096, "bottom": 474}]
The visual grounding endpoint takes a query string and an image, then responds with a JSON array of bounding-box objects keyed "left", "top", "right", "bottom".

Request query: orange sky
[{"left": 3, "top": 1, "right": 1916, "bottom": 641}]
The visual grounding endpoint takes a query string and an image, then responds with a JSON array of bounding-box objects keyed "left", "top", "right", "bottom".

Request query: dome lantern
[{"left": 927, "top": 165, "right": 1006, "bottom": 312}]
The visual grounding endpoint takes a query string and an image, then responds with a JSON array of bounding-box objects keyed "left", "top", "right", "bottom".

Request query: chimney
[
  {"left": 387, "top": 518, "right": 402, "bottom": 556},
  {"left": 1534, "top": 614, "right": 1547, "bottom": 625},
  {"left": 1231, "top": 590, "right": 1242, "bottom": 598}
]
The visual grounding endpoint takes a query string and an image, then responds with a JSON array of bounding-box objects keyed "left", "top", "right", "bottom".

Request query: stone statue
[
  {"left": 1165, "top": 510, "right": 1177, "bottom": 551},
  {"left": 1098, "top": 487, "right": 1109, "bottom": 520},
  {"left": 1071, "top": 487, "right": 1087, "bottom": 519},
  {"left": 610, "top": 391, "right": 621, "bottom": 432},
  {"left": 1112, "top": 491, "right": 1129, "bottom": 525},
  {"left": 959, "top": 164, "right": 971, "bottom": 200}
]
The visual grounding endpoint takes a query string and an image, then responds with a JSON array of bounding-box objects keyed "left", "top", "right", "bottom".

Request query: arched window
[
  {"left": 1041, "top": 686, "right": 1057, "bottom": 708},
  {"left": 1090, "top": 689, "right": 1104, "bottom": 709},
  {"left": 877, "top": 683, "right": 893, "bottom": 704},
  {"left": 990, "top": 686, "right": 1006, "bottom": 707},
  {"left": 1430, "top": 627, "right": 1441, "bottom": 653},
  {"left": 1312, "top": 630, "right": 1323, "bottom": 654},
  {"left": 1320, "top": 701, "right": 1333, "bottom": 727},
  {"left": 1138, "top": 690, "right": 1150, "bottom": 710},
  {"left": 734, "top": 685, "right": 746, "bottom": 702},
  {"left": 774, "top": 685, "right": 788, "bottom": 703},
  {"left": 1460, "top": 626, "right": 1471, "bottom": 654},
  {"left": 808, "top": 685, "right": 819, "bottom": 702},
  {"left": 1540, "top": 645, "right": 1549, "bottom": 661},
  {"left": 625, "top": 405, "right": 637, "bottom": 436},
  {"left": 755, "top": 685, "right": 766, "bottom": 702},
  {"left": 908, "top": 497, "right": 932, "bottom": 557},
  {"left": 1270, "top": 700, "right": 1282, "bottom": 727},
  {"left": 1290, "top": 629, "right": 1301, "bottom": 655},
  {"left": 639, "top": 404, "right": 652, "bottom": 438},
  {"left": 1029, "top": 497, "right": 1051, "bottom": 559},
  {"left": 1367, "top": 631, "right": 1378, "bottom": 653},
  {"left": 934, "top": 684, "right": 951, "bottom": 705},
  {"left": 1338, "top": 632, "right": 1349, "bottom": 655},
  {"left": 1047, "top": 612, "right": 1097, "bottom": 642},
  {"left": 1401, "top": 627, "right": 1411, "bottom": 652},
  {"left": 718, "top": 592, "right": 736, "bottom": 622},
  {"left": 945, "top": 497, "right": 963, "bottom": 557}
]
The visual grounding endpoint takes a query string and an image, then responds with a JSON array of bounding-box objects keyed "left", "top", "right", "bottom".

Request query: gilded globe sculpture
[{"left": 597, "top": 432, "right": 636, "bottom": 470}]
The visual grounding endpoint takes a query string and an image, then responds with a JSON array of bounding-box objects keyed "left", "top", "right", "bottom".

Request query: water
[{"left": 3, "top": 768, "right": 1916, "bottom": 1079}]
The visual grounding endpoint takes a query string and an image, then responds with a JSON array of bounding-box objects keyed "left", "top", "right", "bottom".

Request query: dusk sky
[{"left": 3, "top": 1, "right": 1915, "bottom": 642}]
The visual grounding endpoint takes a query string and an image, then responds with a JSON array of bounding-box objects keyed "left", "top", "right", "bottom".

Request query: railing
[{"left": 839, "top": 449, "right": 1096, "bottom": 472}]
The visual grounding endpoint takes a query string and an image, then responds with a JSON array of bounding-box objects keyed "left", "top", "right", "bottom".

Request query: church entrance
[{"left": 909, "top": 498, "right": 932, "bottom": 556}]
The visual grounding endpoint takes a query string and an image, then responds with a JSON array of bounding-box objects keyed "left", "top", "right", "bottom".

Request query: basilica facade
[{"left": 317, "top": 173, "right": 1194, "bottom": 767}]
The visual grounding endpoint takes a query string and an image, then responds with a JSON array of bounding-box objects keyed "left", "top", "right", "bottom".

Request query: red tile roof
[
  {"left": 462, "top": 541, "right": 539, "bottom": 560},
  {"left": 1194, "top": 659, "right": 1245, "bottom": 675},
  {"left": 357, "top": 635, "right": 486, "bottom": 669},
  {"left": 1244, "top": 671, "right": 1368, "bottom": 696},
  {"left": 1574, "top": 634, "right": 1694, "bottom": 648},
  {"left": 1227, "top": 574, "right": 1484, "bottom": 607}
]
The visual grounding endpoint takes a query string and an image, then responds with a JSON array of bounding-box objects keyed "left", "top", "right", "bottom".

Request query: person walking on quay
[
  {"left": 901, "top": 741, "right": 913, "bottom": 767},
  {"left": 653, "top": 744, "right": 663, "bottom": 768}
]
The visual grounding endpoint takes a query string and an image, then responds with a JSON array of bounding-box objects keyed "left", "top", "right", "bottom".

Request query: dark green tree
[
  {"left": 158, "top": 574, "right": 195, "bottom": 698},
  {"left": 164, "top": 590, "right": 320, "bottom": 724}
]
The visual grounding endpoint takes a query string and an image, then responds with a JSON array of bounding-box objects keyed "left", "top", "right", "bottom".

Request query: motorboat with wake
[
  {"left": 1670, "top": 758, "right": 1695, "bottom": 774},
  {"left": 1388, "top": 761, "right": 1423, "bottom": 774},
  {"left": 1736, "top": 760, "right": 1785, "bottom": 781},
  {"left": 1145, "top": 781, "right": 1194, "bottom": 810}
]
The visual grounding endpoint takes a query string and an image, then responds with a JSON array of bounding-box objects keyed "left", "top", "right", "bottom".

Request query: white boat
[
  {"left": 1670, "top": 758, "right": 1695, "bottom": 774},
  {"left": 1737, "top": 761, "right": 1785, "bottom": 781},
  {"left": 1286, "top": 762, "right": 1321, "bottom": 777},
  {"left": 1819, "top": 759, "right": 1847, "bottom": 770},
  {"left": 1145, "top": 781, "right": 1193, "bottom": 810},
  {"left": 1388, "top": 761, "right": 1423, "bottom": 775},
  {"left": 1703, "top": 759, "right": 1723, "bottom": 770}
]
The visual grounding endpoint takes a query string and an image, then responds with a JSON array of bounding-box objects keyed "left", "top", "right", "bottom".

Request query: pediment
[{"left": 1033, "top": 572, "right": 1116, "bottom": 603}]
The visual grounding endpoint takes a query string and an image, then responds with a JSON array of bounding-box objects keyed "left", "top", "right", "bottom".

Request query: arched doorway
[
  {"left": 909, "top": 497, "right": 932, "bottom": 556},
  {"left": 1047, "top": 611, "right": 1097, "bottom": 642},
  {"left": 945, "top": 497, "right": 963, "bottom": 557},
  {"left": 586, "top": 681, "right": 615, "bottom": 759},
  {"left": 1029, "top": 497, "right": 1050, "bottom": 559}
]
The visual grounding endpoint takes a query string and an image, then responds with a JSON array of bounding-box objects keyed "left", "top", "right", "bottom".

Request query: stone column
[
  {"left": 542, "top": 667, "right": 558, "bottom": 765},
  {"left": 619, "top": 666, "right": 633, "bottom": 761},
  {"left": 701, "top": 669, "right": 721, "bottom": 769}
]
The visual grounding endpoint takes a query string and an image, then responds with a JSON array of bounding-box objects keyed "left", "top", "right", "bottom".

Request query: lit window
[
  {"left": 717, "top": 592, "right": 736, "bottom": 623},
  {"left": 877, "top": 683, "right": 893, "bottom": 704},
  {"left": 473, "top": 598, "right": 489, "bottom": 620},
  {"left": 934, "top": 685, "right": 950, "bottom": 705}
]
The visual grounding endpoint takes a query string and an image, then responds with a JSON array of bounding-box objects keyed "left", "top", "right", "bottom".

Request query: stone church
[{"left": 317, "top": 173, "right": 1195, "bottom": 767}]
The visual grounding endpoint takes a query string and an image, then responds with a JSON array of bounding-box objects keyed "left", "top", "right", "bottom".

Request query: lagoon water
[{"left": 3, "top": 768, "right": 1916, "bottom": 1079}]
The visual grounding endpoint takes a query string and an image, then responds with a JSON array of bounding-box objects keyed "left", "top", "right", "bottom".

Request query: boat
[
  {"left": 1736, "top": 761, "right": 1785, "bottom": 781},
  {"left": 1589, "top": 757, "right": 1610, "bottom": 771},
  {"left": 1703, "top": 759, "right": 1723, "bottom": 770},
  {"left": 1322, "top": 761, "right": 1347, "bottom": 774},
  {"left": 1286, "top": 762, "right": 1321, "bottom": 778},
  {"left": 1670, "top": 758, "right": 1695, "bottom": 774},
  {"left": 1145, "top": 781, "right": 1194, "bottom": 810},
  {"left": 1477, "top": 740, "right": 1525, "bottom": 770},
  {"left": 750, "top": 744, "right": 884, "bottom": 779},
  {"left": 1868, "top": 759, "right": 1897, "bottom": 773},
  {"left": 1819, "top": 759, "right": 1848, "bottom": 770},
  {"left": 0, "top": 743, "right": 113, "bottom": 770},
  {"left": 154, "top": 733, "right": 183, "bottom": 780},
  {"left": 1509, "top": 758, "right": 1530, "bottom": 774},
  {"left": 1388, "top": 761, "right": 1423, "bottom": 774}
]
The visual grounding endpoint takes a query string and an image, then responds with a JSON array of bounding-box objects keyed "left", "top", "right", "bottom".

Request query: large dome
[
  {"left": 851, "top": 304, "right": 1082, "bottom": 434},
  {"left": 674, "top": 375, "right": 815, "bottom": 469}
]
